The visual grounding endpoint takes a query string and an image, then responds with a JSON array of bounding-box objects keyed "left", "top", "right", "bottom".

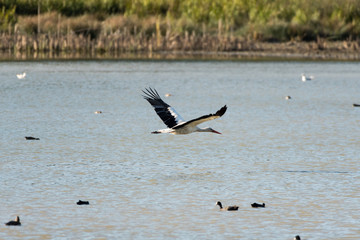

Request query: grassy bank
[
  {"left": 2, "top": 0, "right": 360, "bottom": 40},
  {"left": 0, "top": 0, "right": 360, "bottom": 59}
]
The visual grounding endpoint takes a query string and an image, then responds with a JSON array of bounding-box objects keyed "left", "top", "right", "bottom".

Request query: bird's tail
[{"left": 151, "top": 128, "right": 173, "bottom": 134}]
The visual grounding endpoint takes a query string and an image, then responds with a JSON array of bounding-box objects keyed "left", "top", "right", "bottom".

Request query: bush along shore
[{"left": 1, "top": 0, "right": 360, "bottom": 60}]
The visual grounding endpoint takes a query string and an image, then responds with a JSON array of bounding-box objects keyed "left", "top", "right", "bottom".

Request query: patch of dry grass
[{"left": 18, "top": 13, "right": 102, "bottom": 39}]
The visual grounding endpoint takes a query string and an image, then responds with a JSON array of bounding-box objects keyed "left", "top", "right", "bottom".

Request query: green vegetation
[
  {"left": 0, "top": 5, "right": 16, "bottom": 31},
  {"left": 0, "top": 0, "right": 360, "bottom": 41}
]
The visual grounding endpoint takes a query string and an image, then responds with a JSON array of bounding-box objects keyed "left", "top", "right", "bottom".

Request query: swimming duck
[
  {"left": 216, "top": 201, "right": 239, "bottom": 211},
  {"left": 294, "top": 235, "right": 301, "bottom": 240},
  {"left": 301, "top": 73, "right": 314, "bottom": 82},
  {"left": 16, "top": 72, "right": 26, "bottom": 79},
  {"left": 251, "top": 202, "right": 265, "bottom": 208},
  {"left": 25, "top": 136, "right": 40, "bottom": 140},
  {"left": 77, "top": 200, "right": 89, "bottom": 205},
  {"left": 5, "top": 216, "right": 21, "bottom": 226}
]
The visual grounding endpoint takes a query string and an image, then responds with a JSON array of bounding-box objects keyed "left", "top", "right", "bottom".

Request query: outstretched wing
[
  {"left": 173, "top": 105, "right": 227, "bottom": 129},
  {"left": 142, "top": 88, "right": 185, "bottom": 128}
]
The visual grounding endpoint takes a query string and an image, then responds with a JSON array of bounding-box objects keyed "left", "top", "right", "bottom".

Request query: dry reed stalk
[{"left": 1, "top": 31, "right": 360, "bottom": 60}]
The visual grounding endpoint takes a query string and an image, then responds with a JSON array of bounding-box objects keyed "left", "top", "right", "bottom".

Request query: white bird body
[
  {"left": 142, "top": 88, "right": 227, "bottom": 135},
  {"left": 301, "top": 73, "right": 313, "bottom": 82},
  {"left": 16, "top": 72, "right": 26, "bottom": 79},
  {"left": 154, "top": 125, "right": 216, "bottom": 135}
]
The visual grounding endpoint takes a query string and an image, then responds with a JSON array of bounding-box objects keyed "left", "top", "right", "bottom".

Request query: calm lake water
[{"left": 0, "top": 60, "right": 359, "bottom": 239}]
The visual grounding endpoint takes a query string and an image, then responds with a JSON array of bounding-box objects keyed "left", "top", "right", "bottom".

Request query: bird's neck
[{"left": 196, "top": 127, "right": 212, "bottom": 132}]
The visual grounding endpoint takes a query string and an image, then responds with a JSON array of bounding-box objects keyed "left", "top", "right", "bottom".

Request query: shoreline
[
  {"left": 1, "top": 36, "right": 359, "bottom": 61},
  {"left": 2, "top": 50, "right": 359, "bottom": 62}
]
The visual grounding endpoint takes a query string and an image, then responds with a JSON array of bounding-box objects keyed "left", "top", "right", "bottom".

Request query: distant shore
[
  {"left": 2, "top": 0, "right": 360, "bottom": 61},
  {"left": 1, "top": 33, "right": 359, "bottom": 61}
]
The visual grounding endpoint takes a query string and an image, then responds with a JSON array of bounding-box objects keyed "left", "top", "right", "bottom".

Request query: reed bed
[{"left": 1, "top": 30, "right": 359, "bottom": 60}]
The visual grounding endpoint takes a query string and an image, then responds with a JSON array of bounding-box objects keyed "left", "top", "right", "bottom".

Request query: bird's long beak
[{"left": 212, "top": 129, "right": 221, "bottom": 134}]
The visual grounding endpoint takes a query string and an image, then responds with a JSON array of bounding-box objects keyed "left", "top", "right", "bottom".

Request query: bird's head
[
  {"left": 197, "top": 127, "right": 221, "bottom": 134},
  {"left": 215, "top": 201, "right": 223, "bottom": 208}
]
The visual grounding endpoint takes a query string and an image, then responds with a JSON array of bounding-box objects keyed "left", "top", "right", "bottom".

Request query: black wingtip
[
  {"left": 142, "top": 87, "right": 162, "bottom": 101},
  {"left": 216, "top": 105, "right": 227, "bottom": 117}
]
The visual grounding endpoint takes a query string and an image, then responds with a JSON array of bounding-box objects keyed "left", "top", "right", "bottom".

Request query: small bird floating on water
[
  {"left": 301, "top": 73, "right": 314, "bottom": 82},
  {"left": 77, "top": 200, "right": 89, "bottom": 205},
  {"left": 94, "top": 111, "right": 102, "bottom": 114},
  {"left": 251, "top": 202, "right": 265, "bottom": 208},
  {"left": 285, "top": 96, "right": 292, "bottom": 100},
  {"left": 142, "top": 87, "right": 227, "bottom": 135},
  {"left": 25, "top": 136, "right": 40, "bottom": 140},
  {"left": 16, "top": 72, "right": 26, "bottom": 79},
  {"left": 216, "top": 201, "right": 239, "bottom": 211},
  {"left": 164, "top": 93, "right": 172, "bottom": 97},
  {"left": 353, "top": 103, "right": 360, "bottom": 107},
  {"left": 5, "top": 216, "right": 21, "bottom": 226},
  {"left": 294, "top": 235, "right": 301, "bottom": 240}
]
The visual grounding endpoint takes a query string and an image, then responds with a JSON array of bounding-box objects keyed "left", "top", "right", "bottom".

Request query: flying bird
[{"left": 142, "top": 88, "right": 227, "bottom": 135}]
